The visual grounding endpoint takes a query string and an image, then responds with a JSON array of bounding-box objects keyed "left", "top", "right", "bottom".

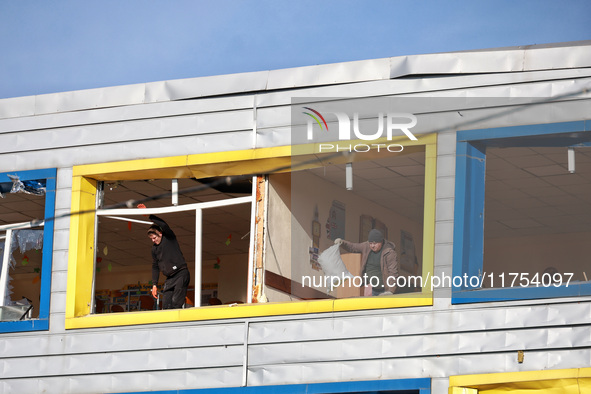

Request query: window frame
[
  {"left": 0, "top": 168, "right": 56, "bottom": 333},
  {"left": 449, "top": 367, "right": 591, "bottom": 393},
  {"left": 452, "top": 121, "right": 591, "bottom": 304},
  {"left": 115, "top": 377, "right": 431, "bottom": 394},
  {"left": 95, "top": 196, "right": 254, "bottom": 308},
  {"left": 67, "top": 136, "right": 436, "bottom": 330}
]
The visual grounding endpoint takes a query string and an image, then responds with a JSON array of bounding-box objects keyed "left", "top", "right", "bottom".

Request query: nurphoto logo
[{"left": 302, "top": 107, "right": 418, "bottom": 153}]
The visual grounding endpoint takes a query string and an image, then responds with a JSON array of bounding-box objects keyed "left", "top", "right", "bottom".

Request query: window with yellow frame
[
  {"left": 449, "top": 368, "right": 591, "bottom": 393},
  {"left": 66, "top": 135, "right": 435, "bottom": 329}
]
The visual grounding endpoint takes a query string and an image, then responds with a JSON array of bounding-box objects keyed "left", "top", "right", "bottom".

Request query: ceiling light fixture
[
  {"left": 172, "top": 179, "right": 178, "bottom": 205},
  {"left": 568, "top": 147, "right": 575, "bottom": 174},
  {"left": 346, "top": 163, "right": 353, "bottom": 190}
]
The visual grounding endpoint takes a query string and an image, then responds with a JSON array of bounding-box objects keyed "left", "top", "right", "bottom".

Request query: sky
[{"left": 0, "top": 0, "right": 590, "bottom": 100}]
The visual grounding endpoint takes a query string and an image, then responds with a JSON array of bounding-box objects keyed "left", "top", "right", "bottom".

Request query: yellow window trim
[
  {"left": 66, "top": 135, "right": 436, "bottom": 329},
  {"left": 73, "top": 146, "right": 294, "bottom": 181},
  {"left": 449, "top": 368, "right": 591, "bottom": 393}
]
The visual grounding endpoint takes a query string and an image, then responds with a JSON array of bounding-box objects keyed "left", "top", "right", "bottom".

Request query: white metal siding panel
[
  {"left": 0, "top": 367, "right": 244, "bottom": 394},
  {"left": 1, "top": 345, "right": 243, "bottom": 378},
  {"left": 35, "top": 84, "right": 147, "bottom": 115},
  {"left": 0, "top": 324, "right": 245, "bottom": 358},
  {"left": 247, "top": 349, "right": 591, "bottom": 386},
  {"left": 1, "top": 110, "right": 253, "bottom": 154},
  {"left": 2, "top": 131, "right": 256, "bottom": 172},
  {"left": 146, "top": 70, "right": 270, "bottom": 101},
  {"left": 246, "top": 302, "right": 591, "bottom": 344},
  {"left": 0, "top": 94, "right": 257, "bottom": 134},
  {"left": 389, "top": 42, "right": 591, "bottom": 78}
]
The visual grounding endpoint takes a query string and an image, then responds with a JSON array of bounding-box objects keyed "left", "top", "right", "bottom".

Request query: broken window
[
  {"left": 453, "top": 125, "right": 591, "bottom": 303},
  {"left": 483, "top": 145, "right": 591, "bottom": 287},
  {"left": 0, "top": 169, "right": 55, "bottom": 330},
  {"left": 92, "top": 177, "right": 253, "bottom": 313},
  {"left": 67, "top": 136, "right": 435, "bottom": 328},
  {"left": 88, "top": 146, "right": 432, "bottom": 314}
]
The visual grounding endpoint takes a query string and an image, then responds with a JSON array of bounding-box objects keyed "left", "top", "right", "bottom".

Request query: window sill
[
  {"left": 452, "top": 282, "right": 591, "bottom": 304},
  {"left": 65, "top": 294, "right": 433, "bottom": 329},
  {"left": 0, "top": 318, "right": 49, "bottom": 334}
]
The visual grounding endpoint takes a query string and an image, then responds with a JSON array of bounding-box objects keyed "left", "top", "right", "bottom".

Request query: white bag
[{"left": 317, "top": 244, "right": 353, "bottom": 278}]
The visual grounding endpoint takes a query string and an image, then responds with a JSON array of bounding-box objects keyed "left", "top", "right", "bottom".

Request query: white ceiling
[
  {"left": 485, "top": 146, "right": 591, "bottom": 238},
  {"left": 0, "top": 188, "right": 45, "bottom": 275},
  {"left": 307, "top": 149, "right": 426, "bottom": 227},
  {"left": 0, "top": 190, "right": 45, "bottom": 225}
]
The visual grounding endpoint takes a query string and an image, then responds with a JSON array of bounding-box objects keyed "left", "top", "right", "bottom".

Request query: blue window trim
[
  {"left": 453, "top": 120, "right": 591, "bottom": 304},
  {"left": 117, "top": 378, "right": 431, "bottom": 394},
  {"left": 0, "top": 168, "right": 56, "bottom": 333}
]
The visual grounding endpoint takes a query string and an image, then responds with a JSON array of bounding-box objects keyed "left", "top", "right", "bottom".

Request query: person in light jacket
[{"left": 335, "top": 229, "right": 399, "bottom": 296}]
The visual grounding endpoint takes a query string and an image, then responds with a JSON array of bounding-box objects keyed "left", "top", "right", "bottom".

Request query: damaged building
[{"left": 1, "top": 41, "right": 591, "bottom": 393}]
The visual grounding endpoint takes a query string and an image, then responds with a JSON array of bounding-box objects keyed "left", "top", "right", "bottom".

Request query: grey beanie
[{"left": 368, "top": 229, "right": 384, "bottom": 243}]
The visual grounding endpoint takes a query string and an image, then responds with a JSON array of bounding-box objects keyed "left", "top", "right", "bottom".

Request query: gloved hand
[
  {"left": 334, "top": 238, "right": 343, "bottom": 245},
  {"left": 379, "top": 291, "right": 393, "bottom": 296}
]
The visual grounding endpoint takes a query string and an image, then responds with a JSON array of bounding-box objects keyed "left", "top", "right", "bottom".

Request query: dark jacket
[
  {"left": 340, "top": 239, "right": 399, "bottom": 293},
  {"left": 149, "top": 215, "right": 188, "bottom": 285}
]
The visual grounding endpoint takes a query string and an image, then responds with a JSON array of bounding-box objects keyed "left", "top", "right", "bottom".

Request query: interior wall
[
  {"left": 9, "top": 273, "right": 41, "bottom": 318},
  {"left": 264, "top": 173, "right": 294, "bottom": 302},
  {"left": 216, "top": 254, "right": 249, "bottom": 303},
  {"left": 483, "top": 231, "right": 591, "bottom": 286},
  {"left": 94, "top": 264, "right": 197, "bottom": 292},
  {"left": 6, "top": 245, "right": 43, "bottom": 318},
  {"left": 291, "top": 169, "right": 424, "bottom": 288}
]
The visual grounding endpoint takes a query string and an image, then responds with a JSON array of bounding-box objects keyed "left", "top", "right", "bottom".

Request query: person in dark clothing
[{"left": 139, "top": 204, "right": 190, "bottom": 309}]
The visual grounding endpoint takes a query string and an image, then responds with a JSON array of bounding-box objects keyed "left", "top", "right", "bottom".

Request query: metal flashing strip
[
  {"left": 1, "top": 41, "right": 589, "bottom": 121},
  {"left": 2, "top": 68, "right": 589, "bottom": 133}
]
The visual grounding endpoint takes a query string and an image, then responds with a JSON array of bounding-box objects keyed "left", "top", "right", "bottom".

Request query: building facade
[{"left": 1, "top": 41, "right": 591, "bottom": 393}]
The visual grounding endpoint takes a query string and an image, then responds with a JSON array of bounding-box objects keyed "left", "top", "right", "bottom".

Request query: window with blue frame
[
  {"left": 115, "top": 377, "right": 430, "bottom": 394},
  {"left": 0, "top": 168, "right": 55, "bottom": 333},
  {"left": 453, "top": 121, "right": 591, "bottom": 303}
]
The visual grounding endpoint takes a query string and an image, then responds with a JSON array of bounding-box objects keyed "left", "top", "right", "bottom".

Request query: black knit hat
[
  {"left": 147, "top": 224, "right": 162, "bottom": 235},
  {"left": 368, "top": 229, "right": 384, "bottom": 243}
]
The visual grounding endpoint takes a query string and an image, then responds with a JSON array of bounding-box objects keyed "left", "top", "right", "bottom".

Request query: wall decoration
[
  {"left": 326, "top": 200, "right": 346, "bottom": 241},
  {"left": 358, "top": 215, "right": 388, "bottom": 242},
  {"left": 310, "top": 205, "right": 321, "bottom": 270},
  {"left": 400, "top": 230, "right": 418, "bottom": 274}
]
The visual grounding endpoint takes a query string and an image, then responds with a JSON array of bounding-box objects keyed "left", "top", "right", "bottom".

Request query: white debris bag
[{"left": 318, "top": 244, "right": 353, "bottom": 279}]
